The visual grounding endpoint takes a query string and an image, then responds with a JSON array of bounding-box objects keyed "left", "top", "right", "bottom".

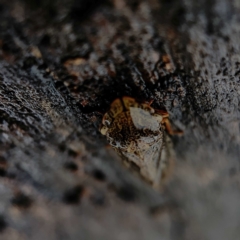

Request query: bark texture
[{"left": 0, "top": 0, "right": 240, "bottom": 239}]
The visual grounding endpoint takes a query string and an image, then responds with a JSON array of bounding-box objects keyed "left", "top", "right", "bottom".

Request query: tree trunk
[{"left": 0, "top": 0, "right": 239, "bottom": 239}]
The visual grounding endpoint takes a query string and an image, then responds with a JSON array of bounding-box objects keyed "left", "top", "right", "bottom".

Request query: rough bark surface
[{"left": 0, "top": 0, "right": 240, "bottom": 239}]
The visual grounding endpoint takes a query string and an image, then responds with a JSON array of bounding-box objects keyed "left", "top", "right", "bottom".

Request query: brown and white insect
[{"left": 100, "top": 96, "right": 181, "bottom": 188}]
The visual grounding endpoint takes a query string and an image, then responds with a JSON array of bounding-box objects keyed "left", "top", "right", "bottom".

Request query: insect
[{"left": 100, "top": 96, "right": 181, "bottom": 188}]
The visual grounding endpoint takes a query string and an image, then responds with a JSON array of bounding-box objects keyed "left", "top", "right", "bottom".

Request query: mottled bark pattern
[{"left": 0, "top": 0, "right": 239, "bottom": 240}]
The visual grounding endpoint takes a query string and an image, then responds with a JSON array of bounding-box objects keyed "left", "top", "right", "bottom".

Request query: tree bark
[{"left": 0, "top": 0, "right": 239, "bottom": 239}]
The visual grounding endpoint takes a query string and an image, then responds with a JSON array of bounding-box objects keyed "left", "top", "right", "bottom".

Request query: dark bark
[{"left": 0, "top": 0, "right": 239, "bottom": 239}]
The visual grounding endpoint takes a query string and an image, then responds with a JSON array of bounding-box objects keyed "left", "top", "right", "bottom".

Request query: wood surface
[{"left": 0, "top": 0, "right": 239, "bottom": 239}]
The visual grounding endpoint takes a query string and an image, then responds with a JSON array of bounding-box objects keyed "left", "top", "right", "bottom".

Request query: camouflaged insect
[{"left": 100, "top": 96, "right": 178, "bottom": 188}]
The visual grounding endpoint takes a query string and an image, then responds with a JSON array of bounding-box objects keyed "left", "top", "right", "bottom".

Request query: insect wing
[{"left": 120, "top": 136, "right": 163, "bottom": 185}]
